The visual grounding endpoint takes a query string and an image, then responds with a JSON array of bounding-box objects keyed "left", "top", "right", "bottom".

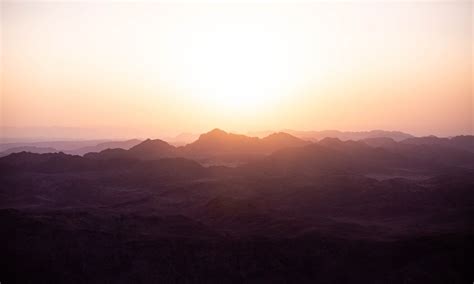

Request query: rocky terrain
[{"left": 1, "top": 130, "right": 473, "bottom": 283}]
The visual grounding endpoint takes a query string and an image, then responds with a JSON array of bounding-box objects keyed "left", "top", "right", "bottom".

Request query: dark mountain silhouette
[
  {"left": 450, "top": 135, "right": 474, "bottom": 151},
  {"left": 0, "top": 139, "right": 142, "bottom": 156},
  {"left": 83, "top": 148, "right": 129, "bottom": 160},
  {"left": 85, "top": 138, "right": 177, "bottom": 160},
  {"left": 401, "top": 135, "right": 474, "bottom": 152},
  {"left": 128, "top": 138, "right": 178, "bottom": 158},
  {"left": 260, "top": 131, "right": 311, "bottom": 151},
  {"left": 0, "top": 152, "right": 97, "bottom": 173},
  {"left": 183, "top": 128, "right": 310, "bottom": 155},
  {"left": 0, "top": 130, "right": 472, "bottom": 283},
  {"left": 361, "top": 137, "right": 398, "bottom": 148},
  {"left": 66, "top": 139, "right": 141, "bottom": 155},
  {"left": 0, "top": 140, "right": 109, "bottom": 152},
  {"left": 281, "top": 129, "right": 414, "bottom": 141},
  {"left": 182, "top": 128, "right": 261, "bottom": 154},
  {"left": 241, "top": 136, "right": 474, "bottom": 176},
  {"left": 86, "top": 129, "right": 310, "bottom": 165},
  {"left": 0, "top": 146, "right": 58, "bottom": 157}
]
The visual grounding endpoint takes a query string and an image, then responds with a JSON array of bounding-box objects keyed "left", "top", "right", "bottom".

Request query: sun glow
[
  {"left": 165, "top": 11, "right": 312, "bottom": 115},
  {"left": 2, "top": 2, "right": 472, "bottom": 136}
]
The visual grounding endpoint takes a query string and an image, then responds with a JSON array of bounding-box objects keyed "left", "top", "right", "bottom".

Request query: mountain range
[
  {"left": 0, "top": 129, "right": 473, "bottom": 283},
  {"left": 249, "top": 129, "right": 415, "bottom": 141},
  {"left": 3, "top": 129, "right": 472, "bottom": 160},
  {"left": 82, "top": 129, "right": 473, "bottom": 168},
  {"left": 85, "top": 129, "right": 311, "bottom": 165},
  {"left": 0, "top": 139, "right": 142, "bottom": 157}
]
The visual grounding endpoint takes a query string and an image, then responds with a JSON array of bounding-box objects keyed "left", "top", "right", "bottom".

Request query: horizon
[
  {"left": 0, "top": 125, "right": 470, "bottom": 145},
  {"left": 2, "top": 1, "right": 473, "bottom": 138}
]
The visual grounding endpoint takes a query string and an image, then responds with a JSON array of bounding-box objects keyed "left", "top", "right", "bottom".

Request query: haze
[{"left": 1, "top": 1, "right": 472, "bottom": 139}]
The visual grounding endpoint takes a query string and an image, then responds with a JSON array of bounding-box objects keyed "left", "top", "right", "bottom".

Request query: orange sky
[{"left": 1, "top": 1, "right": 472, "bottom": 139}]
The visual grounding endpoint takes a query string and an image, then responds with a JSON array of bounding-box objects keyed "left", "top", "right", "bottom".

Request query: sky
[{"left": 1, "top": 1, "right": 472, "bottom": 139}]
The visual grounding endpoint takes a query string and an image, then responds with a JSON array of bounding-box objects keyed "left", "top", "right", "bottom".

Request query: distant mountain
[
  {"left": 0, "top": 146, "right": 59, "bottom": 157},
  {"left": 0, "top": 152, "right": 97, "bottom": 173},
  {"left": 0, "top": 139, "right": 142, "bottom": 156},
  {"left": 282, "top": 129, "right": 414, "bottom": 142},
  {"left": 66, "top": 139, "right": 141, "bottom": 155},
  {"left": 401, "top": 135, "right": 474, "bottom": 152},
  {"left": 78, "top": 131, "right": 474, "bottom": 171},
  {"left": 85, "top": 138, "right": 177, "bottom": 160},
  {"left": 182, "top": 129, "right": 261, "bottom": 154},
  {"left": 361, "top": 137, "right": 398, "bottom": 148},
  {"left": 0, "top": 140, "right": 110, "bottom": 152},
  {"left": 128, "top": 139, "right": 178, "bottom": 159},
  {"left": 242, "top": 136, "right": 474, "bottom": 176},
  {"left": 260, "top": 132, "right": 310, "bottom": 151},
  {"left": 87, "top": 129, "right": 310, "bottom": 164},
  {"left": 183, "top": 129, "right": 310, "bottom": 155},
  {"left": 242, "top": 140, "right": 393, "bottom": 175},
  {"left": 83, "top": 148, "right": 129, "bottom": 160}
]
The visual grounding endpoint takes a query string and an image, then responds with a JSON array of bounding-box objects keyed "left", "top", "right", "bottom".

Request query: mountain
[
  {"left": 260, "top": 132, "right": 311, "bottom": 151},
  {"left": 401, "top": 135, "right": 474, "bottom": 152},
  {"left": 0, "top": 139, "right": 141, "bottom": 156},
  {"left": 66, "top": 139, "right": 141, "bottom": 155},
  {"left": 0, "top": 140, "right": 110, "bottom": 152},
  {"left": 86, "top": 129, "right": 310, "bottom": 165},
  {"left": 82, "top": 131, "right": 474, "bottom": 171},
  {"left": 0, "top": 146, "right": 58, "bottom": 157},
  {"left": 85, "top": 138, "right": 177, "bottom": 160},
  {"left": 241, "top": 141, "right": 388, "bottom": 176},
  {"left": 1, "top": 132, "right": 472, "bottom": 283},
  {"left": 128, "top": 139, "right": 178, "bottom": 159},
  {"left": 361, "top": 137, "right": 398, "bottom": 148},
  {"left": 0, "top": 151, "right": 207, "bottom": 179},
  {"left": 450, "top": 135, "right": 474, "bottom": 152},
  {"left": 241, "top": 136, "right": 474, "bottom": 176},
  {"left": 283, "top": 129, "right": 414, "bottom": 142},
  {"left": 182, "top": 129, "right": 310, "bottom": 155},
  {"left": 184, "top": 129, "right": 310, "bottom": 167},
  {"left": 0, "top": 152, "right": 98, "bottom": 173},
  {"left": 182, "top": 128, "right": 261, "bottom": 154}
]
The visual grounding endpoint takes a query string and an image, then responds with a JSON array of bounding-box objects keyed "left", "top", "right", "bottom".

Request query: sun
[{"left": 174, "top": 20, "right": 304, "bottom": 116}]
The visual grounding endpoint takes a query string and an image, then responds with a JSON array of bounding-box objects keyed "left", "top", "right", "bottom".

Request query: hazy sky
[{"left": 1, "top": 1, "right": 472, "bottom": 138}]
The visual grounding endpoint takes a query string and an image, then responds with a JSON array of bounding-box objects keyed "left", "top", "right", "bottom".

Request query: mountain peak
[
  {"left": 206, "top": 128, "right": 228, "bottom": 136},
  {"left": 132, "top": 138, "right": 170, "bottom": 148},
  {"left": 318, "top": 137, "right": 343, "bottom": 146},
  {"left": 263, "top": 132, "right": 299, "bottom": 140},
  {"left": 197, "top": 129, "right": 230, "bottom": 141},
  {"left": 129, "top": 139, "right": 176, "bottom": 155}
]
